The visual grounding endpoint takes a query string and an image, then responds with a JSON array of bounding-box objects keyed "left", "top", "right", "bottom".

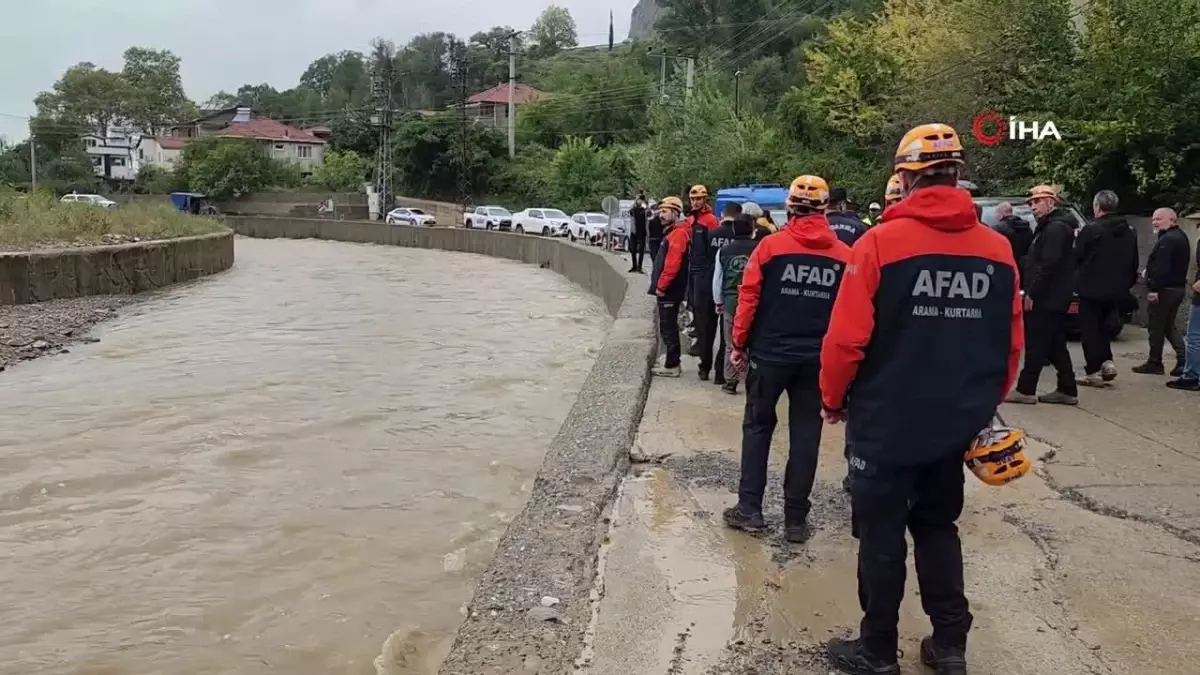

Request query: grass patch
[{"left": 0, "top": 193, "right": 228, "bottom": 250}]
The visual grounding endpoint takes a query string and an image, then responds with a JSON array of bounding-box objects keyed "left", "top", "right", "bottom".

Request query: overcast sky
[{"left": 0, "top": 0, "right": 633, "bottom": 143}]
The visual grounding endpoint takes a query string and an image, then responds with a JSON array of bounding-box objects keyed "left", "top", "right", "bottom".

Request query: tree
[
  {"left": 121, "top": 47, "right": 192, "bottom": 134},
  {"left": 202, "top": 92, "right": 239, "bottom": 109},
  {"left": 520, "top": 50, "right": 654, "bottom": 147},
  {"left": 392, "top": 114, "right": 505, "bottom": 199},
  {"left": 34, "top": 62, "right": 131, "bottom": 138},
  {"left": 307, "top": 149, "right": 368, "bottom": 191},
  {"left": 300, "top": 51, "right": 370, "bottom": 106},
  {"left": 395, "top": 34, "right": 453, "bottom": 109},
  {"left": 178, "top": 137, "right": 278, "bottom": 200},
  {"left": 528, "top": 6, "right": 579, "bottom": 59},
  {"left": 467, "top": 27, "right": 522, "bottom": 92}
]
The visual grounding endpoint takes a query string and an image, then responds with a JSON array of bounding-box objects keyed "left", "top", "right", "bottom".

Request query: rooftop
[
  {"left": 467, "top": 83, "right": 548, "bottom": 105},
  {"left": 217, "top": 118, "right": 326, "bottom": 144}
]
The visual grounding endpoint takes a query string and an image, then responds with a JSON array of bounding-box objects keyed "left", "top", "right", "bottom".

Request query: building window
[
  {"left": 111, "top": 157, "right": 126, "bottom": 166},
  {"left": 275, "top": 144, "right": 285, "bottom": 150},
  {"left": 139, "top": 149, "right": 145, "bottom": 159},
  {"left": 84, "top": 138, "right": 97, "bottom": 147},
  {"left": 91, "top": 157, "right": 102, "bottom": 167},
  {"left": 297, "top": 145, "right": 312, "bottom": 159}
]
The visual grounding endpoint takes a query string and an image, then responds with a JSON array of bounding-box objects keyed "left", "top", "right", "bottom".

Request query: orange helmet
[
  {"left": 659, "top": 196, "right": 684, "bottom": 213},
  {"left": 884, "top": 173, "right": 903, "bottom": 205},
  {"left": 688, "top": 185, "right": 709, "bottom": 200},
  {"left": 894, "top": 123, "right": 965, "bottom": 172},
  {"left": 964, "top": 420, "right": 1032, "bottom": 486},
  {"left": 787, "top": 175, "right": 830, "bottom": 211},
  {"left": 1026, "top": 184, "right": 1059, "bottom": 204}
]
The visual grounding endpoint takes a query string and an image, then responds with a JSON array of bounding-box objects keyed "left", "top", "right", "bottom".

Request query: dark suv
[{"left": 973, "top": 197, "right": 1131, "bottom": 339}]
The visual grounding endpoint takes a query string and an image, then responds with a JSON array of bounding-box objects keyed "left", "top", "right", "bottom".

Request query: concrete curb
[
  {"left": 228, "top": 216, "right": 657, "bottom": 674},
  {"left": 0, "top": 231, "right": 235, "bottom": 306}
]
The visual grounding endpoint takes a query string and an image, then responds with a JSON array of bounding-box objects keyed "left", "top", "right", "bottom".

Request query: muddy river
[{"left": 0, "top": 237, "right": 609, "bottom": 675}]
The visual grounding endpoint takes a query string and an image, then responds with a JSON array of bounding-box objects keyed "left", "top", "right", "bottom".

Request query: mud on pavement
[{"left": 580, "top": 348, "right": 1200, "bottom": 675}]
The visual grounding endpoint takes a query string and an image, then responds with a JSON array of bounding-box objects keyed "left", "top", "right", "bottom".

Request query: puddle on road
[{"left": 0, "top": 238, "right": 609, "bottom": 675}]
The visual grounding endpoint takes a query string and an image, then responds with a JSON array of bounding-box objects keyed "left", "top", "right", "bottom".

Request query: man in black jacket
[
  {"left": 826, "top": 187, "right": 868, "bottom": 246},
  {"left": 1135, "top": 207, "right": 1191, "bottom": 376},
  {"left": 1074, "top": 190, "right": 1139, "bottom": 387},
  {"left": 628, "top": 192, "right": 649, "bottom": 273},
  {"left": 647, "top": 207, "right": 665, "bottom": 263},
  {"left": 993, "top": 202, "right": 1034, "bottom": 273},
  {"left": 1007, "top": 185, "right": 1079, "bottom": 405}
]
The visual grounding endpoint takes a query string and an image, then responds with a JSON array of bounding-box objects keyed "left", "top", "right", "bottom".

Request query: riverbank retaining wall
[
  {"left": 228, "top": 215, "right": 656, "bottom": 675},
  {"left": 0, "top": 231, "right": 235, "bottom": 306}
]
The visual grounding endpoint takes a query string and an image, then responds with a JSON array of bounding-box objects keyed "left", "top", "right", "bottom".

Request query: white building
[
  {"left": 82, "top": 131, "right": 136, "bottom": 182},
  {"left": 136, "top": 136, "right": 186, "bottom": 169}
]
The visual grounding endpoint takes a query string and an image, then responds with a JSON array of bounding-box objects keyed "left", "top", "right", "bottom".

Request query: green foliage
[
  {"left": 133, "top": 164, "right": 184, "bottom": 194},
  {"left": 307, "top": 150, "right": 368, "bottom": 192},
  {"left": 391, "top": 115, "right": 506, "bottom": 200},
  {"left": 0, "top": 192, "right": 227, "bottom": 248},
  {"left": 177, "top": 137, "right": 279, "bottom": 200},
  {"left": 520, "top": 50, "right": 654, "bottom": 148},
  {"left": 120, "top": 47, "right": 193, "bottom": 134},
  {"left": 528, "top": 6, "right": 579, "bottom": 59}
]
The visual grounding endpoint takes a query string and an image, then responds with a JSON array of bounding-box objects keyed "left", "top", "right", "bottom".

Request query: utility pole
[
  {"left": 734, "top": 70, "right": 742, "bottom": 118},
  {"left": 659, "top": 54, "right": 667, "bottom": 103},
  {"left": 370, "top": 42, "right": 396, "bottom": 219},
  {"left": 685, "top": 57, "right": 695, "bottom": 100},
  {"left": 507, "top": 32, "right": 518, "bottom": 158},
  {"left": 647, "top": 49, "right": 693, "bottom": 103},
  {"left": 451, "top": 40, "right": 472, "bottom": 215},
  {"left": 28, "top": 126, "right": 36, "bottom": 192}
]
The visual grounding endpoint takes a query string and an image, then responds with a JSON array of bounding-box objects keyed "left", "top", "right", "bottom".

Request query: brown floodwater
[{"left": 0, "top": 237, "right": 609, "bottom": 675}]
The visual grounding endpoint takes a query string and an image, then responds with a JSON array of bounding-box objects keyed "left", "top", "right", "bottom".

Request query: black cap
[{"left": 830, "top": 187, "right": 848, "bottom": 203}]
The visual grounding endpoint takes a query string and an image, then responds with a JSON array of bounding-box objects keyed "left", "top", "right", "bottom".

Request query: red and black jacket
[
  {"left": 651, "top": 223, "right": 692, "bottom": 301},
  {"left": 686, "top": 207, "right": 720, "bottom": 275},
  {"left": 732, "top": 214, "right": 852, "bottom": 364},
  {"left": 820, "top": 186, "right": 1024, "bottom": 466}
]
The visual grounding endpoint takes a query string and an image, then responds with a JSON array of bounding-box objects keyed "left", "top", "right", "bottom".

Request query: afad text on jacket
[
  {"left": 650, "top": 223, "right": 692, "bottom": 301},
  {"left": 686, "top": 207, "right": 721, "bottom": 274},
  {"left": 820, "top": 185, "right": 1024, "bottom": 466},
  {"left": 733, "top": 215, "right": 852, "bottom": 364}
]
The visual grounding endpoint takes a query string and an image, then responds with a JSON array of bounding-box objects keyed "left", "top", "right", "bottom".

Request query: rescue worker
[
  {"left": 712, "top": 214, "right": 761, "bottom": 395},
  {"left": 866, "top": 202, "right": 882, "bottom": 226},
  {"left": 884, "top": 174, "right": 903, "bottom": 208},
  {"left": 821, "top": 123, "right": 1024, "bottom": 675},
  {"left": 725, "top": 176, "right": 852, "bottom": 543},
  {"left": 685, "top": 185, "right": 722, "bottom": 380},
  {"left": 648, "top": 196, "right": 690, "bottom": 377},
  {"left": 761, "top": 209, "right": 778, "bottom": 231},
  {"left": 827, "top": 187, "right": 868, "bottom": 246},
  {"left": 703, "top": 202, "right": 742, "bottom": 384},
  {"left": 740, "top": 202, "right": 776, "bottom": 238}
]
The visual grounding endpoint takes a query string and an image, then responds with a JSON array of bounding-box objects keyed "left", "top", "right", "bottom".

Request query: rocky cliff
[{"left": 629, "top": 0, "right": 666, "bottom": 40}]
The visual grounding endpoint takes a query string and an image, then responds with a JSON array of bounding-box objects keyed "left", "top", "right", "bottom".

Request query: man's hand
[
  {"left": 730, "top": 347, "right": 747, "bottom": 374},
  {"left": 715, "top": 304, "right": 723, "bottom": 315},
  {"left": 1023, "top": 295, "right": 1034, "bottom": 311},
  {"left": 1193, "top": 280, "right": 1200, "bottom": 294},
  {"left": 1148, "top": 292, "right": 1159, "bottom": 303},
  {"left": 822, "top": 407, "right": 846, "bottom": 424},
  {"left": 655, "top": 288, "right": 664, "bottom": 298}
]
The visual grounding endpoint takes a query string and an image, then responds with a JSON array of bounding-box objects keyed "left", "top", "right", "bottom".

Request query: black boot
[
  {"left": 920, "top": 637, "right": 967, "bottom": 675},
  {"left": 714, "top": 371, "right": 726, "bottom": 386},
  {"left": 1171, "top": 362, "right": 1185, "bottom": 377},
  {"left": 721, "top": 380, "right": 739, "bottom": 395},
  {"left": 698, "top": 368, "right": 710, "bottom": 381},
  {"left": 785, "top": 520, "right": 811, "bottom": 543},
  {"left": 722, "top": 505, "right": 765, "bottom": 533},
  {"left": 825, "top": 637, "right": 900, "bottom": 675},
  {"left": 1133, "top": 361, "right": 1165, "bottom": 375}
]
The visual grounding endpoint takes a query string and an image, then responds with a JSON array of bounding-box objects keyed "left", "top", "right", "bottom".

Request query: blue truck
[{"left": 712, "top": 184, "right": 789, "bottom": 223}]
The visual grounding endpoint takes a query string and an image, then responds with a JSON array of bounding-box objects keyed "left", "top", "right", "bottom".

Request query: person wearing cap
[
  {"left": 649, "top": 196, "right": 691, "bottom": 377},
  {"left": 821, "top": 123, "right": 1023, "bottom": 675},
  {"left": 725, "top": 175, "right": 851, "bottom": 543},
  {"left": 866, "top": 202, "right": 882, "bottom": 226},
  {"left": 712, "top": 213, "right": 762, "bottom": 394},
  {"left": 1005, "top": 184, "right": 1079, "bottom": 406},
  {"left": 883, "top": 174, "right": 903, "bottom": 208},
  {"left": 739, "top": 201, "right": 776, "bottom": 239},
  {"left": 826, "top": 187, "right": 868, "bottom": 246}
]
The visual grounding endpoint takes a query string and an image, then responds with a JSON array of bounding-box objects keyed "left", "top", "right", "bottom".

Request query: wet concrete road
[
  {"left": 0, "top": 238, "right": 609, "bottom": 675},
  {"left": 587, "top": 328, "right": 1200, "bottom": 674}
]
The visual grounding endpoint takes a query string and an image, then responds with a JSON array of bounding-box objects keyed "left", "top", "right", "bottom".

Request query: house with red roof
[
  {"left": 466, "top": 83, "right": 548, "bottom": 128},
  {"left": 139, "top": 106, "right": 327, "bottom": 174}
]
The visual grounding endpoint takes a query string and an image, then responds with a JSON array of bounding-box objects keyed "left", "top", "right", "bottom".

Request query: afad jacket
[
  {"left": 820, "top": 186, "right": 1024, "bottom": 466},
  {"left": 732, "top": 214, "right": 852, "bottom": 364},
  {"left": 686, "top": 207, "right": 721, "bottom": 274},
  {"left": 650, "top": 221, "right": 692, "bottom": 301}
]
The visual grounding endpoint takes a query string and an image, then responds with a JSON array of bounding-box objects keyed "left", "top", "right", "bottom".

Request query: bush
[{"left": 0, "top": 192, "right": 227, "bottom": 248}]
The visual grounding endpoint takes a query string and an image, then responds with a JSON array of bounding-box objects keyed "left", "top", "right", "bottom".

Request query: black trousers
[
  {"left": 1016, "top": 307, "right": 1077, "bottom": 396},
  {"left": 737, "top": 360, "right": 823, "bottom": 523},
  {"left": 850, "top": 452, "right": 972, "bottom": 657},
  {"left": 689, "top": 276, "right": 719, "bottom": 374},
  {"left": 1147, "top": 287, "right": 1186, "bottom": 366},
  {"left": 1078, "top": 298, "right": 1117, "bottom": 375},
  {"left": 648, "top": 237, "right": 662, "bottom": 262},
  {"left": 657, "top": 299, "right": 682, "bottom": 368},
  {"left": 629, "top": 232, "right": 646, "bottom": 270}
]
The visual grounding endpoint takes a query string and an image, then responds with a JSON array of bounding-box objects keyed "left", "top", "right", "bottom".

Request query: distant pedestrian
[
  {"left": 993, "top": 202, "right": 1034, "bottom": 273},
  {"left": 1074, "top": 190, "right": 1138, "bottom": 387},
  {"left": 1167, "top": 230, "right": 1200, "bottom": 391},
  {"left": 1006, "top": 184, "right": 1078, "bottom": 406},
  {"left": 647, "top": 204, "right": 665, "bottom": 262},
  {"left": 1135, "top": 207, "right": 1190, "bottom": 376},
  {"left": 629, "top": 192, "right": 649, "bottom": 273}
]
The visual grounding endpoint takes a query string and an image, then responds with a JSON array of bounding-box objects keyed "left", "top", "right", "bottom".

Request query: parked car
[
  {"left": 513, "top": 208, "right": 571, "bottom": 236},
  {"left": 386, "top": 207, "right": 436, "bottom": 226},
  {"left": 463, "top": 206, "right": 513, "bottom": 230},
  {"left": 61, "top": 193, "right": 118, "bottom": 208},
  {"left": 973, "top": 196, "right": 1129, "bottom": 339},
  {"left": 568, "top": 212, "right": 609, "bottom": 244}
]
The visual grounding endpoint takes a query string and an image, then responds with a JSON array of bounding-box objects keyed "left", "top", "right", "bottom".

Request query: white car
[
  {"left": 568, "top": 212, "right": 609, "bottom": 244},
  {"left": 513, "top": 208, "right": 571, "bottom": 236},
  {"left": 385, "top": 207, "right": 436, "bottom": 226},
  {"left": 463, "top": 206, "right": 514, "bottom": 230},
  {"left": 61, "top": 193, "right": 118, "bottom": 208}
]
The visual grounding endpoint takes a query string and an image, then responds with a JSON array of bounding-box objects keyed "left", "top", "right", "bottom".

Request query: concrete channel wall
[
  {"left": 0, "top": 231, "right": 235, "bottom": 306},
  {"left": 228, "top": 215, "right": 656, "bottom": 675}
]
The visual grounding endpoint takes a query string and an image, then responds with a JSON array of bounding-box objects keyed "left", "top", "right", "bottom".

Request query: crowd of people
[{"left": 630, "top": 120, "right": 1199, "bottom": 675}]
